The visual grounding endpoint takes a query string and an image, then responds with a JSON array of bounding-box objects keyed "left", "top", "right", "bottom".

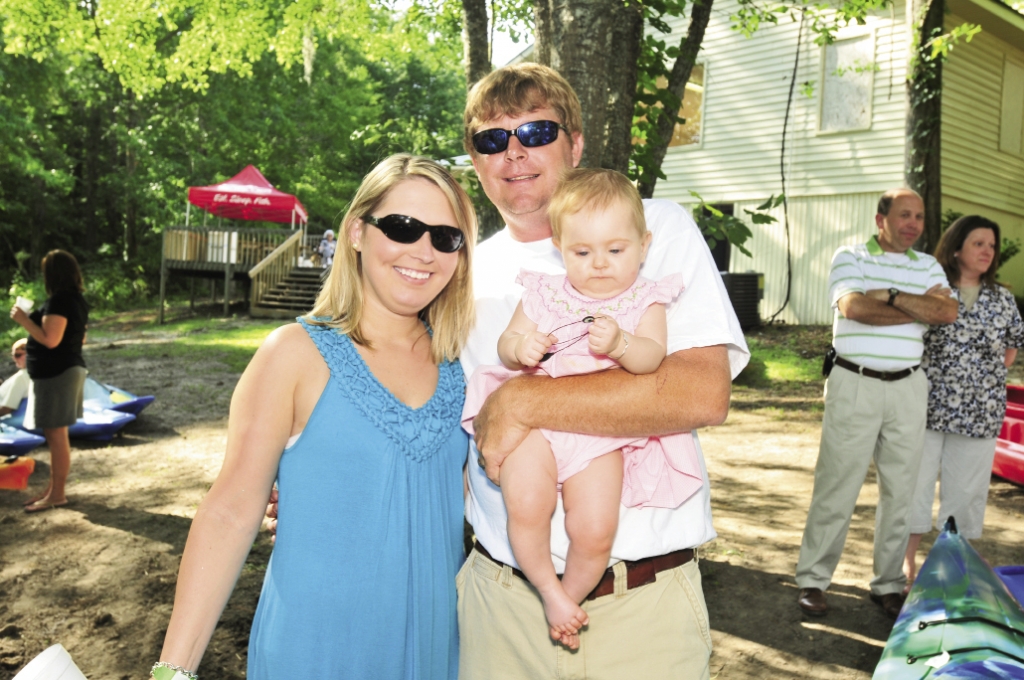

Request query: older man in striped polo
[{"left": 795, "top": 188, "right": 959, "bottom": 620}]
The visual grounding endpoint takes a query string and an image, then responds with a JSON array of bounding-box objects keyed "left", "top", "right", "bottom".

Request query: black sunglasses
[
  {"left": 362, "top": 214, "right": 465, "bottom": 253},
  {"left": 471, "top": 120, "right": 570, "bottom": 155},
  {"left": 541, "top": 316, "right": 595, "bottom": 362}
]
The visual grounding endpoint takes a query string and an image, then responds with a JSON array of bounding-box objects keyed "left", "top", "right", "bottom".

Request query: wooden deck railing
[
  {"left": 249, "top": 230, "right": 305, "bottom": 310},
  {"left": 162, "top": 226, "right": 298, "bottom": 269}
]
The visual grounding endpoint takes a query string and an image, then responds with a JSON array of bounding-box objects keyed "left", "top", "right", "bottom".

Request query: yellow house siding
[
  {"left": 943, "top": 12, "right": 1024, "bottom": 293},
  {"left": 943, "top": 14, "right": 1024, "bottom": 216}
]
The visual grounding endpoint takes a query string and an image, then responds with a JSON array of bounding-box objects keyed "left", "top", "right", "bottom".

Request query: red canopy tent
[{"left": 187, "top": 165, "right": 308, "bottom": 229}]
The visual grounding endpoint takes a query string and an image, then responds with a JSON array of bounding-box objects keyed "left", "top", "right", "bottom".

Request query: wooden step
[{"left": 251, "top": 266, "right": 322, "bottom": 317}]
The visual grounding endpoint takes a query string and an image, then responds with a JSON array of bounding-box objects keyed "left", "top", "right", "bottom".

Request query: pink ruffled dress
[{"left": 462, "top": 270, "right": 703, "bottom": 509}]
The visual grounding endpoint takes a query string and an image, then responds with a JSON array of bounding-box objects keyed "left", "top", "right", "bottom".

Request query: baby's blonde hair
[{"left": 548, "top": 169, "right": 646, "bottom": 243}]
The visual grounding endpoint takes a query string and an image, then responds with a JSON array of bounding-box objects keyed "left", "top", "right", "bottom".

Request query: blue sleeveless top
[{"left": 248, "top": 320, "right": 467, "bottom": 679}]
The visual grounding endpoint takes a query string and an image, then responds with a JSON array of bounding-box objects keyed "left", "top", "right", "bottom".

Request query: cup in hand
[{"left": 14, "top": 296, "right": 33, "bottom": 313}]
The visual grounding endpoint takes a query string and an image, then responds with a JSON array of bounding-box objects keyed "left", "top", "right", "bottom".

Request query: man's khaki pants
[
  {"left": 457, "top": 548, "right": 712, "bottom": 680},
  {"left": 795, "top": 365, "right": 927, "bottom": 596}
]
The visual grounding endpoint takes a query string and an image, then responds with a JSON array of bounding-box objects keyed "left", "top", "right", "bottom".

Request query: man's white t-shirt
[
  {"left": 463, "top": 198, "right": 750, "bottom": 571},
  {"left": 0, "top": 369, "right": 30, "bottom": 410}
]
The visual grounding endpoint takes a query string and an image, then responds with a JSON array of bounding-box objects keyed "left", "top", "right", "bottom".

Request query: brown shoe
[
  {"left": 870, "top": 592, "right": 905, "bottom": 619},
  {"left": 798, "top": 588, "right": 827, "bottom": 616}
]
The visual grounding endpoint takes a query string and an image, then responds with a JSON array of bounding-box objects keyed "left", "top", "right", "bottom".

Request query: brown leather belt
[
  {"left": 834, "top": 356, "right": 919, "bottom": 381},
  {"left": 473, "top": 542, "right": 695, "bottom": 601}
]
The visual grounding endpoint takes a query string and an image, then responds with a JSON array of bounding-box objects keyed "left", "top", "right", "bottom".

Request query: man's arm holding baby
[{"left": 473, "top": 343, "right": 731, "bottom": 484}]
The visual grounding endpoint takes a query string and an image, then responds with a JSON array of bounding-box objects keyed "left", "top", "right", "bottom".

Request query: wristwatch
[{"left": 887, "top": 287, "right": 900, "bottom": 306}]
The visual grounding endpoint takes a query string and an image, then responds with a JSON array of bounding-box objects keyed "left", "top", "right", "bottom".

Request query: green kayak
[{"left": 873, "top": 518, "right": 1024, "bottom": 679}]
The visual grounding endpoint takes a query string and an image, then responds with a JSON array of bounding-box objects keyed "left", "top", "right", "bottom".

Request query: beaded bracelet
[
  {"left": 151, "top": 661, "right": 198, "bottom": 680},
  {"left": 611, "top": 332, "right": 630, "bottom": 360}
]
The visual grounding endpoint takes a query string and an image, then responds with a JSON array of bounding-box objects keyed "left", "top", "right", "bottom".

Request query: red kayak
[{"left": 995, "top": 385, "right": 1024, "bottom": 486}]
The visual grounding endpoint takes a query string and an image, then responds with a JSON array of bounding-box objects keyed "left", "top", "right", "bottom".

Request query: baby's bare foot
[
  {"left": 560, "top": 631, "right": 580, "bottom": 650},
  {"left": 548, "top": 625, "right": 582, "bottom": 650},
  {"left": 540, "top": 588, "right": 589, "bottom": 640}
]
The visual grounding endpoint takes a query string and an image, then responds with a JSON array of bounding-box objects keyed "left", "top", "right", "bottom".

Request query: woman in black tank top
[{"left": 11, "top": 249, "right": 89, "bottom": 513}]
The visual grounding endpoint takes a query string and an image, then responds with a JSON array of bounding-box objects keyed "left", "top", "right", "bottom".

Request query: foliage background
[{"left": 0, "top": 0, "right": 468, "bottom": 323}]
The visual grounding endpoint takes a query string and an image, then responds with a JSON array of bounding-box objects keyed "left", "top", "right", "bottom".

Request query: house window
[
  {"left": 1000, "top": 58, "right": 1024, "bottom": 156},
  {"left": 668, "top": 64, "right": 705, "bottom": 147},
  {"left": 818, "top": 34, "right": 875, "bottom": 133}
]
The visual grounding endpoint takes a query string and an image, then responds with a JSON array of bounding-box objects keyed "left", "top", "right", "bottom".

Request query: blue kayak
[
  {"left": 0, "top": 421, "right": 45, "bottom": 456},
  {"left": 82, "top": 377, "right": 156, "bottom": 416},
  {"left": 995, "top": 567, "right": 1024, "bottom": 608},
  {"left": 7, "top": 398, "right": 136, "bottom": 442},
  {"left": 872, "top": 518, "right": 1024, "bottom": 679}
]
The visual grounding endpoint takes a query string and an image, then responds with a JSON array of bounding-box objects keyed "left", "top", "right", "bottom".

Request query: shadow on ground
[{"left": 703, "top": 560, "right": 892, "bottom": 675}]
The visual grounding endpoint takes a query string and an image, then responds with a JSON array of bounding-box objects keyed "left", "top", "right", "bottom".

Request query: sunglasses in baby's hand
[
  {"left": 471, "top": 120, "right": 570, "bottom": 155},
  {"left": 541, "top": 316, "right": 595, "bottom": 362},
  {"left": 361, "top": 214, "right": 465, "bottom": 253}
]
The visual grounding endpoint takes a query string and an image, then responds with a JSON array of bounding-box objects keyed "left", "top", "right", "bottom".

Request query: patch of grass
[
  {"left": 732, "top": 325, "right": 829, "bottom": 412},
  {"left": 735, "top": 334, "right": 823, "bottom": 389},
  {"left": 88, "top": 311, "right": 291, "bottom": 373},
  {"left": 748, "top": 341, "right": 822, "bottom": 384}
]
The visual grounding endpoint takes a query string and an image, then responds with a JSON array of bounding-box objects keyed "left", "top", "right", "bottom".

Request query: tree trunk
[
  {"left": 124, "top": 94, "right": 140, "bottom": 261},
  {"left": 637, "top": 0, "right": 713, "bottom": 198},
  {"left": 906, "top": 0, "right": 944, "bottom": 254},
  {"left": 461, "top": 0, "right": 491, "bottom": 89},
  {"left": 82, "top": 105, "right": 103, "bottom": 254},
  {"left": 534, "top": 0, "right": 552, "bottom": 66},
  {"left": 602, "top": 1, "right": 644, "bottom": 173},
  {"left": 533, "top": 0, "right": 618, "bottom": 169},
  {"left": 29, "top": 178, "right": 46, "bottom": 276}
]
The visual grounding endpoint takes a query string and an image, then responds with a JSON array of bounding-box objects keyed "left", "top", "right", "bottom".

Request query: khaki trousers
[
  {"left": 909, "top": 429, "right": 998, "bottom": 539},
  {"left": 456, "top": 548, "right": 712, "bottom": 680},
  {"left": 795, "top": 365, "right": 927, "bottom": 596}
]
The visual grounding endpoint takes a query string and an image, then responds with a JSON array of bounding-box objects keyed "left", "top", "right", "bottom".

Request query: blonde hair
[
  {"left": 548, "top": 169, "right": 647, "bottom": 243},
  {"left": 11, "top": 338, "right": 27, "bottom": 354},
  {"left": 306, "top": 154, "right": 477, "bottom": 364},
  {"left": 463, "top": 63, "right": 583, "bottom": 155}
]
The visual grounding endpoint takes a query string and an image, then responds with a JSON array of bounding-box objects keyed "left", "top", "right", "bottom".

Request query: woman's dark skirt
[{"left": 25, "top": 366, "right": 87, "bottom": 430}]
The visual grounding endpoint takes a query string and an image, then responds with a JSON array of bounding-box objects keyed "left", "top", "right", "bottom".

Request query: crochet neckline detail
[{"left": 298, "top": 318, "right": 464, "bottom": 463}]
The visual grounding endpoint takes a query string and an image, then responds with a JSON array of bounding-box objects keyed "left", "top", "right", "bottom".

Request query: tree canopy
[{"left": 0, "top": 0, "right": 466, "bottom": 304}]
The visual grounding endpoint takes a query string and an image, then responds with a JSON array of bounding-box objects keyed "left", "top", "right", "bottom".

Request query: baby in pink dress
[{"left": 462, "top": 169, "right": 703, "bottom": 649}]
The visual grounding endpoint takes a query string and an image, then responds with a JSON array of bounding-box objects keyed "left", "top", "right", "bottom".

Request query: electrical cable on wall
[{"left": 768, "top": 9, "right": 806, "bottom": 324}]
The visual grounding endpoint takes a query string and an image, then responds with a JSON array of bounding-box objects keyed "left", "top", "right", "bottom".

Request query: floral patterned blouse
[{"left": 923, "top": 284, "right": 1024, "bottom": 438}]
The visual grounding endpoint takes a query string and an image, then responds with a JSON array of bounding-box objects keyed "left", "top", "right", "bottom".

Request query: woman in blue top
[{"left": 155, "top": 154, "right": 476, "bottom": 680}]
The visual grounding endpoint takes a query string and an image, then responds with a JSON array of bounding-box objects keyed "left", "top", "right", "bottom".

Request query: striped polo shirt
[{"left": 829, "top": 235, "right": 949, "bottom": 371}]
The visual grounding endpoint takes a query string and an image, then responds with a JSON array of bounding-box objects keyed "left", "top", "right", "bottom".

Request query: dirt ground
[{"left": 1, "top": 319, "right": 1022, "bottom": 679}]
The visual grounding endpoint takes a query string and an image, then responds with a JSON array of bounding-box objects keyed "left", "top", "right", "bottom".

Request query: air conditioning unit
[{"left": 721, "top": 272, "right": 763, "bottom": 330}]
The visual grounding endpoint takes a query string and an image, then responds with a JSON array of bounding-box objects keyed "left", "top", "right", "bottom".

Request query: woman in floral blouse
[{"left": 904, "top": 215, "right": 1024, "bottom": 587}]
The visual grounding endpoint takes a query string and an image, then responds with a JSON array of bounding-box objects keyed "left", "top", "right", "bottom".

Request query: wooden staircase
[{"left": 251, "top": 267, "right": 325, "bottom": 318}]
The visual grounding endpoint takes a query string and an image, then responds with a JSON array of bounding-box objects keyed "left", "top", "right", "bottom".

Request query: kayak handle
[
  {"left": 918, "top": 615, "right": 1024, "bottom": 638},
  {"left": 907, "top": 645, "right": 1024, "bottom": 666}
]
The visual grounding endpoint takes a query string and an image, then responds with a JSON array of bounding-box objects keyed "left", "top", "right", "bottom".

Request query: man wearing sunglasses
[
  {"left": 0, "top": 338, "right": 31, "bottom": 417},
  {"left": 459, "top": 63, "right": 749, "bottom": 679}
]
